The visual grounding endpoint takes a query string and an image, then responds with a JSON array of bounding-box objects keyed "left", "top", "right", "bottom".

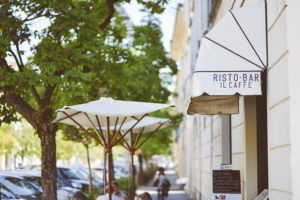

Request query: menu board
[{"left": 212, "top": 170, "right": 241, "bottom": 200}]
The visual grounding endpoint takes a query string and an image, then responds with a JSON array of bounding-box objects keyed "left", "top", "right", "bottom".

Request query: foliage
[
  {"left": 115, "top": 176, "right": 133, "bottom": 197},
  {"left": 0, "top": 0, "right": 176, "bottom": 198},
  {"left": 56, "top": 131, "right": 85, "bottom": 162},
  {"left": 138, "top": 163, "right": 157, "bottom": 185},
  {"left": 0, "top": 124, "right": 16, "bottom": 156},
  {"left": 13, "top": 120, "right": 41, "bottom": 162},
  {"left": 137, "top": 109, "right": 183, "bottom": 161}
]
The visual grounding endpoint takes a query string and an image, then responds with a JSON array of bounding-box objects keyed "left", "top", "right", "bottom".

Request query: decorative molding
[{"left": 209, "top": 0, "right": 222, "bottom": 24}]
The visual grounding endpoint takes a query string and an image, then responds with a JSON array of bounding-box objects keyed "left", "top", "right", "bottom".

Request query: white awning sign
[{"left": 193, "top": 71, "right": 261, "bottom": 95}]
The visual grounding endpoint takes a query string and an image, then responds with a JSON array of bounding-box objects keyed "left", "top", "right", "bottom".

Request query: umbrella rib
[
  {"left": 106, "top": 117, "right": 110, "bottom": 145},
  {"left": 134, "top": 127, "right": 145, "bottom": 149},
  {"left": 204, "top": 36, "right": 264, "bottom": 70},
  {"left": 136, "top": 123, "right": 165, "bottom": 150},
  {"left": 83, "top": 113, "right": 105, "bottom": 145},
  {"left": 53, "top": 111, "right": 81, "bottom": 122},
  {"left": 112, "top": 114, "right": 148, "bottom": 146},
  {"left": 95, "top": 115, "right": 106, "bottom": 143},
  {"left": 119, "top": 131, "right": 131, "bottom": 150},
  {"left": 118, "top": 137, "right": 130, "bottom": 151},
  {"left": 110, "top": 117, "right": 127, "bottom": 145},
  {"left": 229, "top": 10, "right": 266, "bottom": 68},
  {"left": 113, "top": 117, "right": 119, "bottom": 134},
  {"left": 60, "top": 111, "right": 103, "bottom": 146}
]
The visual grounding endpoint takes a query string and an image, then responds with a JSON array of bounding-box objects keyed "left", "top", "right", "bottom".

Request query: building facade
[{"left": 171, "top": 0, "right": 300, "bottom": 200}]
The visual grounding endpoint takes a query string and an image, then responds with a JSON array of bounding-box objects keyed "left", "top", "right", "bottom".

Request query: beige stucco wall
[
  {"left": 287, "top": 1, "right": 300, "bottom": 200},
  {"left": 172, "top": 0, "right": 299, "bottom": 199},
  {"left": 267, "top": 0, "right": 292, "bottom": 199}
]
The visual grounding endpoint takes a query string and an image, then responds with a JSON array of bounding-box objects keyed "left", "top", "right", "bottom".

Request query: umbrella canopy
[
  {"left": 54, "top": 97, "right": 173, "bottom": 128},
  {"left": 188, "top": 0, "right": 268, "bottom": 114},
  {"left": 113, "top": 116, "right": 170, "bottom": 200},
  {"left": 113, "top": 116, "right": 170, "bottom": 134},
  {"left": 54, "top": 97, "right": 173, "bottom": 200}
]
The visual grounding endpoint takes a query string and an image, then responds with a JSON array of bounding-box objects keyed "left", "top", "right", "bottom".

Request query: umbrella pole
[
  {"left": 130, "top": 151, "right": 135, "bottom": 200},
  {"left": 103, "top": 148, "right": 107, "bottom": 194},
  {"left": 129, "top": 131, "right": 135, "bottom": 200},
  {"left": 107, "top": 149, "right": 112, "bottom": 200},
  {"left": 106, "top": 117, "right": 112, "bottom": 200}
]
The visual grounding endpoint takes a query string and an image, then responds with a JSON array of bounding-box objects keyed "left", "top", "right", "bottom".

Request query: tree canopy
[{"left": 0, "top": 0, "right": 176, "bottom": 199}]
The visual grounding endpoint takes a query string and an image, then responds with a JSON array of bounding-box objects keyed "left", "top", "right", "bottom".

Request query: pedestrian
[
  {"left": 153, "top": 167, "right": 170, "bottom": 200},
  {"left": 72, "top": 191, "right": 88, "bottom": 200},
  {"left": 138, "top": 192, "right": 152, "bottom": 200},
  {"left": 112, "top": 181, "right": 127, "bottom": 200},
  {"left": 96, "top": 182, "right": 127, "bottom": 200}
]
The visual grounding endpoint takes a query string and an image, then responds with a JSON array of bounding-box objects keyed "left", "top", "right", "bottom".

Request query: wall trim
[
  {"left": 268, "top": 4, "right": 288, "bottom": 32},
  {"left": 268, "top": 50, "right": 288, "bottom": 72},
  {"left": 232, "top": 122, "right": 245, "bottom": 129},
  {"left": 269, "top": 96, "right": 290, "bottom": 111},
  {"left": 269, "top": 143, "right": 291, "bottom": 151},
  {"left": 270, "top": 188, "right": 292, "bottom": 195}
]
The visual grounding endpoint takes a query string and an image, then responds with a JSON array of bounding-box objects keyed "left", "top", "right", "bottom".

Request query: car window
[
  {"left": 24, "top": 176, "right": 41, "bottom": 188},
  {"left": 2, "top": 177, "right": 40, "bottom": 196},
  {"left": 59, "top": 168, "right": 81, "bottom": 180},
  {"left": 32, "top": 166, "right": 41, "bottom": 171},
  {"left": 57, "top": 178, "right": 66, "bottom": 188},
  {"left": 0, "top": 184, "right": 16, "bottom": 198}
]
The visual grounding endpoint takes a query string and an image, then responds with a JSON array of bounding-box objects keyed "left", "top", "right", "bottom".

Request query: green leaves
[{"left": 0, "top": 0, "right": 177, "bottom": 151}]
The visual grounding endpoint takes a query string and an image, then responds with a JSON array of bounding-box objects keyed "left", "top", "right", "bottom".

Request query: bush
[{"left": 138, "top": 164, "right": 157, "bottom": 185}]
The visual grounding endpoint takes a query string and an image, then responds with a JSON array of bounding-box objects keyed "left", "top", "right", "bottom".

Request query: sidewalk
[{"left": 136, "top": 169, "right": 190, "bottom": 200}]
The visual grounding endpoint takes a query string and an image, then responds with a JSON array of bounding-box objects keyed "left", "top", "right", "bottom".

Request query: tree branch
[
  {"left": 15, "top": 42, "right": 24, "bottom": 71},
  {"left": 31, "top": 85, "right": 41, "bottom": 105},
  {"left": 3, "top": 86, "right": 37, "bottom": 130},
  {"left": 0, "top": 58, "right": 13, "bottom": 73},
  {"left": 8, "top": 49, "right": 21, "bottom": 70},
  {"left": 41, "top": 84, "right": 56, "bottom": 107},
  {"left": 99, "top": 0, "right": 120, "bottom": 30}
]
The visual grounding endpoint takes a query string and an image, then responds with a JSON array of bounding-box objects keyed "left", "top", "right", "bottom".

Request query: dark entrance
[{"left": 256, "top": 70, "right": 269, "bottom": 193}]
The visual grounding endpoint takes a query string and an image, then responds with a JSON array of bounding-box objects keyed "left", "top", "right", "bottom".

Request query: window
[{"left": 221, "top": 115, "right": 232, "bottom": 165}]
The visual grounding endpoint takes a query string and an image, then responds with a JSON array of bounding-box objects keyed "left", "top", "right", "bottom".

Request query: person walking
[
  {"left": 138, "top": 192, "right": 152, "bottom": 200},
  {"left": 153, "top": 168, "right": 170, "bottom": 200},
  {"left": 72, "top": 191, "right": 88, "bottom": 200},
  {"left": 96, "top": 182, "right": 127, "bottom": 200},
  {"left": 112, "top": 181, "right": 127, "bottom": 200}
]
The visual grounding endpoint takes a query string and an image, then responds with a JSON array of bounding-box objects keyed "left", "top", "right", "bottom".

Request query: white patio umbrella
[
  {"left": 53, "top": 97, "right": 173, "bottom": 200},
  {"left": 188, "top": 0, "right": 268, "bottom": 114},
  {"left": 114, "top": 116, "right": 170, "bottom": 200}
]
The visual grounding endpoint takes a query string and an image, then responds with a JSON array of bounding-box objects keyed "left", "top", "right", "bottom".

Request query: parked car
[
  {"left": 22, "top": 165, "right": 103, "bottom": 192},
  {"left": 75, "top": 167, "right": 104, "bottom": 185},
  {"left": 0, "top": 172, "right": 42, "bottom": 200},
  {"left": 9, "top": 170, "right": 76, "bottom": 200},
  {"left": 93, "top": 163, "right": 131, "bottom": 180},
  {"left": 0, "top": 183, "right": 20, "bottom": 200}
]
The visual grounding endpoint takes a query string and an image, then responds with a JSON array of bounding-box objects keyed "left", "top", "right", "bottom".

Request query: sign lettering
[{"left": 194, "top": 72, "right": 262, "bottom": 95}]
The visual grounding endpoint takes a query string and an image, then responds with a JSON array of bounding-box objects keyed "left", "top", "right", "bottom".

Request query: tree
[
  {"left": 138, "top": 110, "right": 182, "bottom": 165},
  {"left": 13, "top": 120, "right": 41, "bottom": 165},
  {"left": 0, "top": 124, "right": 16, "bottom": 168},
  {"left": 0, "top": 1, "right": 176, "bottom": 199},
  {"left": 62, "top": 125, "right": 95, "bottom": 193}
]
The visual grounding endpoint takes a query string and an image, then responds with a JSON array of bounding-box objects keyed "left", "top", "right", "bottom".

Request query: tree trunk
[
  {"left": 138, "top": 154, "right": 143, "bottom": 174},
  {"left": 39, "top": 123, "right": 58, "bottom": 200},
  {"left": 85, "top": 144, "right": 93, "bottom": 193},
  {"left": 109, "top": 152, "right": 114, "bottom": 180}
]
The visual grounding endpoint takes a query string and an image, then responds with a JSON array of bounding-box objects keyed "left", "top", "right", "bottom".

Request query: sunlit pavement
[{"left": 136, "top": 169, "right": 190, "bottom": 200}]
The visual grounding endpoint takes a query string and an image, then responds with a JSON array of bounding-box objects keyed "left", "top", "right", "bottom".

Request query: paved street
[{"left": 136, "top": 169, "right": 190, "bottom": 200}]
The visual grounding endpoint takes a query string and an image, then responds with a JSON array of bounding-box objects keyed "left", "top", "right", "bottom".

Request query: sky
[
  {"left": 8, "top": 1, "right": 179, "bottom": 64},
  {"left": 122, "top": 0, "right": 180, "bottom": 52},
  {"left": 122, "top": 0, "right": 180, "bottom": 94}
]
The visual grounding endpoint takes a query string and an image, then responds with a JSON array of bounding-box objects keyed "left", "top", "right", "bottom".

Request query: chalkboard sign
[{"left": 213, "top": 170, "right": 241, "bottom": 194}]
